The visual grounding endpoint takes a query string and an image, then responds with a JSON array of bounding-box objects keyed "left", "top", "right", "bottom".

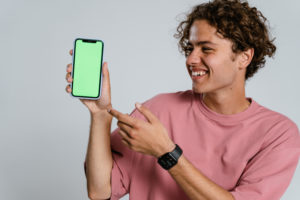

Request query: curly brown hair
[{"left": 174, "top": 0, "right": 276, "bottom": 81}]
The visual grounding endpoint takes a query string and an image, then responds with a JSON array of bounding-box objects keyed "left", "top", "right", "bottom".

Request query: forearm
[
  {"left": 168, "top": 155, "right": 234, "bottom": 200},
  {"left": 85, "top": 110, "right": 113, "bottom": 199}
]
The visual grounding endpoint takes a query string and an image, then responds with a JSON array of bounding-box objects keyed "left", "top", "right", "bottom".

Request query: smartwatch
[{"left": 157, "top": 144, "right": 182, "bottom": 170}]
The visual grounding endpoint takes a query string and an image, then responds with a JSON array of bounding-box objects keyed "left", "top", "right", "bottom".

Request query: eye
[
  {"left": 186, "top": 45, "right": 194, "bottom": 51},
  {"left": 185, "top": 46, "right": 194, "bottom": 56},
  {"left": 202, "top": 47, "right": 213, "bottom": 52}
]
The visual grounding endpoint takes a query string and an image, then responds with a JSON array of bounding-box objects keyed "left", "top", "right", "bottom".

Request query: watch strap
[{"left": 171, "top": 144, "right": 182, "bottom": 160}]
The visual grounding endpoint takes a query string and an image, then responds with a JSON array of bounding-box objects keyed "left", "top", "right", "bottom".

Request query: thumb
[
  {"left": 135, "top": 102, "right": 157, "bottom": 123},
  {"left": 102, "top": 62, "right": 111, "bottom": 89},
  {"left": 102, "top": 62, "right": 109, "bottom": 79}
]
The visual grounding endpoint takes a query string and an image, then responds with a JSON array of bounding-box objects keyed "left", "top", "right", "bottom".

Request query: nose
[{"left": 186, "top": 49, "right": 201, "bottom": 67}]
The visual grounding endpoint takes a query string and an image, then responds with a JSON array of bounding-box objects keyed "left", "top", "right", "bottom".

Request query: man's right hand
[{"left": 65, "top": 49, "right": 112, "bottom": 114}]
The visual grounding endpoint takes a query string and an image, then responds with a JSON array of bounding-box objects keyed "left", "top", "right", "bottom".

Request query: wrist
[
  {"left": 155, "top": 141, "right": 176, "bottom": 158},
  {"left": 90, "top": 103, "right": 113, "bottom": 116},
  {"left": 90, "top": 109, "right": 113, "bottom": 121}
]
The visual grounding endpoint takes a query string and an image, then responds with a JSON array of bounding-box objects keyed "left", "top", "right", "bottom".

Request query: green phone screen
[{"left": 71, "top": 39, "right": 104, "bottom": 98}]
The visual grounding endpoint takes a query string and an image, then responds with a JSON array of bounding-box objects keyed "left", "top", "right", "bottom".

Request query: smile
[{"left": 192, "top": 71, "right": 207, "bottom": 76}]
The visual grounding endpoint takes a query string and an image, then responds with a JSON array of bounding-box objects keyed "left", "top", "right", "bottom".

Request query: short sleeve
[
  {"left": 110, "top": 101, "right": 153, "bottom": 200},
  {"left": 230, "top": 121, "right": 300, "bottom": 200}
]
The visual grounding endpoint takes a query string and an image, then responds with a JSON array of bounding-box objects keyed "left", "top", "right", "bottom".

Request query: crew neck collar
[{"left": 194, "top": 91, "right": 258, "bottom": 124}]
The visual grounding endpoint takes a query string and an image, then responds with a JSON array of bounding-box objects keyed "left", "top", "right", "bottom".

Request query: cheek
[
  {"left": 205, "top": 54, "right": 234, "bottom": 75},
  {"left": 203, "top": 55, "right": 221, "bottom": 74}
]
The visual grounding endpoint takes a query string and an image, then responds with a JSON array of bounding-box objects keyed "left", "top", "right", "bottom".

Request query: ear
[{"left": 238, "top": 48, "right": 254, "bottom": 70}]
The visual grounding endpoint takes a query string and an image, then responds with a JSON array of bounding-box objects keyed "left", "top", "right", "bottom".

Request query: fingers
[
  {"left": 66, "top": 63, "right": 73, "bottom": 83},
  {"left": 135, "top": 103, "right": 157, "bottom": 124},
  {"left": 117, "top": 121, "right": 133, "bottom": 138},
  {"left": 66, "top": 50, "right": 73, "bottom": 94},
  {"left": 66, "top": 63, "right": 72, "bottom": 72},
  {"left": 108, "top": 108, "right": 136, "bottom": 127},
  {"left": 118, "top": 129, "right": 132, "bottom": 143},
  {"left": 120, "top": 137, "right": 131, "bottom": 148},
  {"left": 65, "top": 71, "right": 73, "bottom": 83},
  {"left": 65, "top": 84, "right": 72, "bottom": 93}
]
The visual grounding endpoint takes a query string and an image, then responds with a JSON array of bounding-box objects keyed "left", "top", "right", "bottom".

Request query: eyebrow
[{"left": 188, "top": 41, "right": 217, "bottom": 46}]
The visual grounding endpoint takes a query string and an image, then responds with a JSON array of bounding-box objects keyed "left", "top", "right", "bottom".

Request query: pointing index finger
[{"left": 109, "top": 108, "right": 136, "bottom": 127}]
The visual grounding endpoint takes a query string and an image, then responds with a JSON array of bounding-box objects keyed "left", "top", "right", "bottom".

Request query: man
[{"left": 65, "top": 0, "right": 300, "bottom": 199}]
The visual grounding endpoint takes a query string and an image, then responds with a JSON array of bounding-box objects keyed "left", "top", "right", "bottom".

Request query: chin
[{"left": 192, "top": 86, "right": 204, "bottom": 94}]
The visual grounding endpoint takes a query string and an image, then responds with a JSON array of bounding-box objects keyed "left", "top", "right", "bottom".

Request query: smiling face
[{"left": 186, "top": 20, "right": 246, "bottom": 95}]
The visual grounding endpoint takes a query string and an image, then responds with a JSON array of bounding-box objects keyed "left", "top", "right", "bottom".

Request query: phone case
[{"left": 70, "top": 38, "right": 104, "bottom": 100}]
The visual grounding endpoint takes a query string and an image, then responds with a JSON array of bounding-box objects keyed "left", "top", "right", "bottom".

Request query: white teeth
[
  {"left": 192, "top": 71, "right": 207, "bottom": 76},
  {"left": 200, "top": 71, "right": 206, "bottom": 76}
]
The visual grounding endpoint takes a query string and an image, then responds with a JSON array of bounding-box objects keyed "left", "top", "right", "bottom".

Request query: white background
[{"left": 0, "top": 0, "right": 299, "bottom": 199}]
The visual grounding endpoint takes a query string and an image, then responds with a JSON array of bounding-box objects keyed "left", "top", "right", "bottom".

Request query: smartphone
[{"left": 71, "top": 38, "right": 104, "bottom": 99}]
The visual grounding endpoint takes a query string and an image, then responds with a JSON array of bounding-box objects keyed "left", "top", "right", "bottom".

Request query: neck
[{"left": 202, "top": 90, "right": 251, "bottom": 115}]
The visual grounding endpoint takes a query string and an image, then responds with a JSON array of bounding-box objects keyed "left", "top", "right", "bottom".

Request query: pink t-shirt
[{"left": 108, "top": 90, "right": 300, "bottom": 200}]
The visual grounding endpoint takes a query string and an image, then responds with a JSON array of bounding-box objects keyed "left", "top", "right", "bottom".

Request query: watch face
[{"left": 158, "top": 154, "right": 177, "bottom": 170}]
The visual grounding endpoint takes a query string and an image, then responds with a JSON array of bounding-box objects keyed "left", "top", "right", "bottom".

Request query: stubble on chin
[{"left": 192, "top": 83, "right": 202, "bottom": 94}]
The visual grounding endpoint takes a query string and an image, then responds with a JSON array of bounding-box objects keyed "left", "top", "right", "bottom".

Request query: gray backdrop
[{"left": 1, "top": 0, "right": 299, "bottom": 199}]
